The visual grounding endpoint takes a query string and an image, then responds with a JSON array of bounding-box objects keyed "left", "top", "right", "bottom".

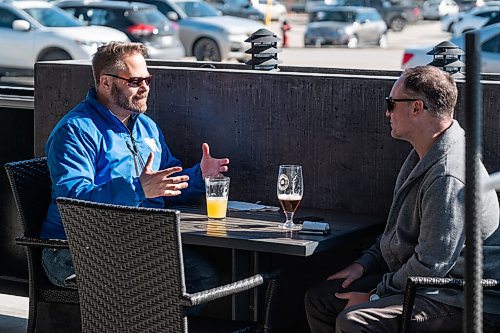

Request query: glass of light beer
[
  {"left": 205, "top": 176, "right": 230, "bottom": 219},
  {"left": 277, "top": 165, "right": 303, "bottom": 229}
]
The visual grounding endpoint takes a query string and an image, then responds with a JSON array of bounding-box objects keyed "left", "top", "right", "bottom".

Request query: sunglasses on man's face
[
  {"left": 103, "top": 73, "right": 152, "bottom": 87},
  {"left": 385, "top": 97, "right": 428, "bottom": 112}
]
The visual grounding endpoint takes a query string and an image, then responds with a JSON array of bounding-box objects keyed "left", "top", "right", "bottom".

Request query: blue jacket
[{"left": 41, "top": 88, "right": 204, "bottom": 239}]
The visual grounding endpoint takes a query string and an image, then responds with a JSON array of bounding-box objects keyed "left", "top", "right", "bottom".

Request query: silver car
[
  {"left": 110, "top": 0, "right": 266, "bottom": 61},
  {"left": 304, "top": 6, "right": 388, "bottom": 48},
  {"left": 441, "top": 1, "right": 500, "bottom": 32},
  {"left": 402, "top": 23, "right": 500, "bottom": 73},
  {"left": 0, "top": 0, "right": 129, "bottom": 76}
]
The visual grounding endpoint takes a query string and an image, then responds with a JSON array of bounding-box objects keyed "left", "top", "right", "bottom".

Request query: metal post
[{"left": 464, "top": 31, "right": 483, "bottom": 333}]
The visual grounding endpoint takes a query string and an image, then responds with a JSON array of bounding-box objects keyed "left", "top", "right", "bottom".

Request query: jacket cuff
[
  {"left": 133, "top": 177, "right": 146, "bottom": 203},
  {"left": 354, "top": 254, "right": 376, "bottom": 274},
  {"left": 191, "top": 164, "right": 205, "bottom": 193}
]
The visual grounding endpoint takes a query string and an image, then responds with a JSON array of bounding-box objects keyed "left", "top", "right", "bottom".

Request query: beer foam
[{"left": 277, "top": 194, "right": 302, "bottom": 200}]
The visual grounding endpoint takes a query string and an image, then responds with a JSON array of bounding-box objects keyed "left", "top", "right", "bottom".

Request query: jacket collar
[
  {"left": 395, "top": 120, "right": 464, "bottom": 192},
  {"left": 85, "top": 88, "right": 138, "bottom": 133}
]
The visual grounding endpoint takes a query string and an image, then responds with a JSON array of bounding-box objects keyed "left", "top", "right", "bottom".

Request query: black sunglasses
[
  {"left": 103, "top": 73, "right": 152, "bottom": 87},
  {"left": 385, "top": 97, "right": 428, "bottom": 112}
]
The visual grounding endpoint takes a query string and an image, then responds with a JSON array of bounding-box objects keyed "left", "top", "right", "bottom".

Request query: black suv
[
  {"left": 57, "top": 0, "right": 185, "bottom": 59},
  {"left": 338, "top": 0, "right": 421, "bottom": 31}
]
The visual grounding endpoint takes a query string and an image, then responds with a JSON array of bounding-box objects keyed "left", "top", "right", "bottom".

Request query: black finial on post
[
  {"left": 427, "top": 41, "right": 465, "bottom": 79},
  {"left": 245, "top": 28, "right": 282, "bottom": 71}
]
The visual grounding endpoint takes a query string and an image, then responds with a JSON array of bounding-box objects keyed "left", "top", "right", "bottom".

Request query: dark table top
[{"left": 177, "top": 205, "right": 386, "bottom": 256}]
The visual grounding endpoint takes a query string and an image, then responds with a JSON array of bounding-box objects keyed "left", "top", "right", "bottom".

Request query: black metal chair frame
[
  {"left": 400, "top": 276, "right": 500, "bottom": 333},
  {"left": 57, "top": 197, "right": 279, "bottom": 333},
  {"left": 5, "top": 158, "right": 79, "bottom": 333},
  {"left": 400, "top": 192, "right": 500, "bottom": 332}
]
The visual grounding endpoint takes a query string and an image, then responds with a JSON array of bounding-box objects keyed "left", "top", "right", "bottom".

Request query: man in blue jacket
[{"left": 40, "top": 42, "right": 229, "bottom": 298}]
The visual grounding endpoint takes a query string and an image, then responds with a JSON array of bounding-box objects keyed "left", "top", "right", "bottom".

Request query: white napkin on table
[{"left": 228, "top": 201, "right": 280, "bottom": 212}]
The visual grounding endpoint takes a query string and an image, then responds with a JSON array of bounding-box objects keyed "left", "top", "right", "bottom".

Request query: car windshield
[
  {"left": 310, "top": 10, "right": 356, "bottom": 22},
  {"left": 23, "top": 6, "right": 82, "bottom": 27},
  {"left": 175, "top": 1, "right": 220, "bottom": 17}
]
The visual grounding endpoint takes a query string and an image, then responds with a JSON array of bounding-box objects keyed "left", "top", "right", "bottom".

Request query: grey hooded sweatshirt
[{"left": 356, "top": 120, "right": 500, "bottom": 314}]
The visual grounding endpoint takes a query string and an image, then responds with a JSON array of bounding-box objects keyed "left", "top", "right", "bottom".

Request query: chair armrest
[
  {"left": 15, "top": 236, "right": 69, "bottom": 248},
  {"left": 182, "top": 271, "right": 279, "bottom": 306},
  {"left": 401, "top": 276, "right": 500, "bottom": 333},
  {"left": 64, "top": 274, "right": 78, "bottom": 289}
]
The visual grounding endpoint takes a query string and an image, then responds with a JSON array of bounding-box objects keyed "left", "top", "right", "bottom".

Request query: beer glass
[
  {"left": 205, "top": 176, "right": 230, "bottom": 219},
  {"left": 277, "top": 165, "right": 303, "bottom": 229}
]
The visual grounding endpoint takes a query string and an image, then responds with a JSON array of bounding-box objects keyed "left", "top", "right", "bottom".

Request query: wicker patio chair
[
  {"left": 400, "top": 276, "right": 500, "bottom": 333},
  {"left": 56, "top": 197, "right": 279, "bottom": 333},
  {"left": 4, "top": 158, "right": 79, "bottom": 333},
  {"left": 400, "top": 192, "right": 500, "bottom": 332}
]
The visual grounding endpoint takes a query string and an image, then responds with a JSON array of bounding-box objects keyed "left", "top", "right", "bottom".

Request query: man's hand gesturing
[
  {"left": 139, "top": 152, "right": 189, "bottom": 198},
  {"left": 200, "top": 143, "right": 229, "bottom": 179}
]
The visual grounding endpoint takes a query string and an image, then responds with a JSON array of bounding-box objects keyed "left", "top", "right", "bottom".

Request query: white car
[
  {"left": 122, "top": 0, "right": 266, "bottom": 61},
  {"left": 441, "top": 2, "right": 500, "bottom": 32},
  {"left": 251, "top": 0, "right": 287, "bottom": 21},
  {"left": 451, "top": 6, "right": 500, "bottom": 35},
  {"left": 402, "top": 23, "right": 500, "bottom": 73},
  {"left": 0, "top": 0, "right": 129, "bottom": 76},
  {"left": 421, "top": 0, "right": 459, "bottom": 20}
]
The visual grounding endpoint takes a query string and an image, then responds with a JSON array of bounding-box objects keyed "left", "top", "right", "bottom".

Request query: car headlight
[
  {"left": 75, "top": 40, "right": 106, "bottom": 47},
  {"left": 228, "top": 33, "right": 247, "bottom": 43}
]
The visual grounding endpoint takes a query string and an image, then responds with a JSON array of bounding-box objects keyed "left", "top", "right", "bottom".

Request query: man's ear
[
  {"left": 413, "top": 100, "right": 425, "bottom": 114},
  {"left": 99, "top": 75, "right": 112, "bottom": 91}
]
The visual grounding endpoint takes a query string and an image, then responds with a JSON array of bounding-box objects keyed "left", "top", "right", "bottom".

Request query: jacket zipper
[{"left": 125, "top": 124, "right": 145, "bottom": 177}]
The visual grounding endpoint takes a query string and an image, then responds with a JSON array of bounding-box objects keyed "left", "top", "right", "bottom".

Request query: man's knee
[
  {"left": 305, "top": 283, "right": 325, "bottom": 310},
  {"left": 305, "top": 281, "right": 335, "bottom": 312},
  {"left": 305, "top": 280, "right": 346, "bottom": 316}
]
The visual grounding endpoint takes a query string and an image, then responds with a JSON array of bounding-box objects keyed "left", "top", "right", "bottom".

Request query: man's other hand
[
  {"left": 140, "top": 152, "right": 189, "bottom": 198},
  {"left": 326, "top": 262, "right": 364, "bottom": 288},
  {"left": 335, "top": 292, "right": 370, "bottom": 310},
  {"left": 200, "top": 143, "right": 230, "bottom": 179}
]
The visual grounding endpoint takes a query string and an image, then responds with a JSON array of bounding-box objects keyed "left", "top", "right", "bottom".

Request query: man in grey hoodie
[{"left": 305, "top": 66, "right": 500, "bottom": 332}]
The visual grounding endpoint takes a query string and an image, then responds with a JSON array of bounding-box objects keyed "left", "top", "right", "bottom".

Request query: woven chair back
[
  {"left": 5, "top": 157, "right": 51, "bottom": 237},
  {"left": 57, "top": 197, "right": 187, "bottom": 333}
]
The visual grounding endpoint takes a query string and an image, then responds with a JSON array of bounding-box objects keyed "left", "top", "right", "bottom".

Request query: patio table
[
  {"left": 178, "top": 206, "right": 385, "bottom": 256},
  {"left": 175, "top": 205, "right": 386, "bottom": 322}
]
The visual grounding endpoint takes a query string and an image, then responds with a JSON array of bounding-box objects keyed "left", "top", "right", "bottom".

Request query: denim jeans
[{"left": 41, "top": 245, "right": 219, "bottom": 314}]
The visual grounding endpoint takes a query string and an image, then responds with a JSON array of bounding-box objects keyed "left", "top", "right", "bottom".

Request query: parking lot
[
  {"left": 1, "top": 14, "right": 452, "bottom": 86},
  {"left": 267, "top": 14, "right": 451, "bottom": 70}
]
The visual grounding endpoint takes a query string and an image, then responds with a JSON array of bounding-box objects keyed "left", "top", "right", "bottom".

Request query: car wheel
[
  {"left": 390, "top": 17, "right": 406, "bottom": 32},
  {"left": 193, "top": 38, "right": 222, "bottom": 62},
  {"left": 378, "top": 34, "right": 388, "bottom": 49},
  {"left": 347, "top": 35, "right": 358, "bottom": 48},
  {"left": 38, "top": 49, "right": 72, "bottom": 61}
]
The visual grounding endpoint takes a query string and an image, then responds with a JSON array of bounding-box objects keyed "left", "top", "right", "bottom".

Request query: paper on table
[{"left": 228, "top": 201, "right": 280, "bottom": 212}]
